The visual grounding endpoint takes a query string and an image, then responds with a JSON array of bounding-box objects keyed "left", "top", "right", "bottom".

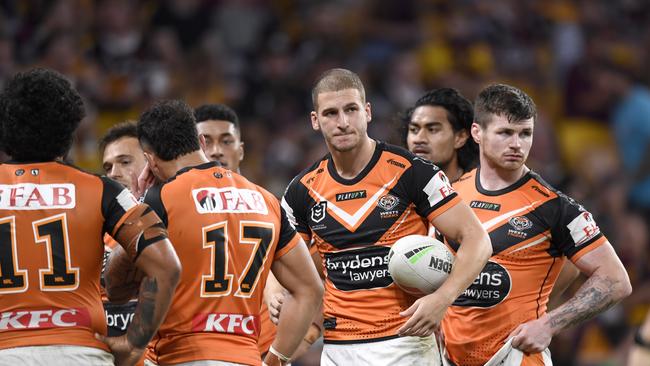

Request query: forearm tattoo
[
  {"left": 548, "top": 274, "right": 618, "bottom": 331},
  {"left": 127, "top": 277, "right": 158, "bottom": 348}
]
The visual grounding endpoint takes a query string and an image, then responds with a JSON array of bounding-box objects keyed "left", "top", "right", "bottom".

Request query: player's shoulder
[
  {"left": 453, "top": 168, "right": 477, "bottom": 190},
  {"left": 527, "top": 171, "right": 585, "bottom": 211},
  {"left": 378, "top": 141, "right": 425, "bottom": 169},
  {"left": 285, "top": 153, "right": 329, "bottom": 191}
]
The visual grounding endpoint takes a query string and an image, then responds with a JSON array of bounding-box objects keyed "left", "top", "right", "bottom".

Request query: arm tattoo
[
  {"left": 548, "top": 274, "right": 618, "bottom": 331},
  {"left": 126, "top": 277, "right": 158, "bottom": 348}
]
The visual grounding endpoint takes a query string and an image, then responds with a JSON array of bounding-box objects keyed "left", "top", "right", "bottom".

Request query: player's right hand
[
  {"left": 267, "top": 291, "right": 286, "bottom": 325},
  {"left": 398, "top": 292, "right": 447, "bottom": 337},
  {"left": 95, "top": 333, "right": 145, "bottom": 366},
  {"left": 133, "top": 162, "right": 156, "bottom": 199}
]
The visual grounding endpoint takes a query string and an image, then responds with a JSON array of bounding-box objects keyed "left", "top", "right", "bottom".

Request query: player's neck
[
  {"left": 479, "top": 159, "right": 529, "bottom": 191},
  {"left": 160, "top": 150, "right": 210, "bottom": 180},
  {"left": 330, "top": 137, "right": 376, "bottom": 180},
  {"left": 442, "top": 157, "right": 464, "bottom": 183}
]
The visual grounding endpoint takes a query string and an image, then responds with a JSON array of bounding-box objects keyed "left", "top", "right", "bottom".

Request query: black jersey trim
[
  {"left": 536, "top": 257, "right": 557, "bottom": 318},
  {"left": 327, "top": 140, "right": 383, "bottom": 185},
  {"left": 172, "top": 161, "right": 220, "bottom": 179},
  {"left": 323, "top": 334, "right": 400, "bottom": 344},
  {"left": 475, "top": 166, "right": 533, "bottom": 196},
  {"left": 144, "top": 184, "right": 168, "bottom": 227}
]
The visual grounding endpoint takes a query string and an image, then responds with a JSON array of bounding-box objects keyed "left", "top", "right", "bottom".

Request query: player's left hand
[
  {"left": 95, "top": 333, "right": 144, "bottom": 366},
  {"left": 398, "top": 293, "right": 448, "bottom": 337},
  {"left": 508, "top": 314, "right": 553, "bottom": 354}
]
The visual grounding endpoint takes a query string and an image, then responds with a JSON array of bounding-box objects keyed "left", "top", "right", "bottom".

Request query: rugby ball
[{"left": 388, "top": 235, "right": 454, "bottom": 296}]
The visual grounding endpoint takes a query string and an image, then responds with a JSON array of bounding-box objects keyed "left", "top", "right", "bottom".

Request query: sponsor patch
[
  {"left": 336, "top": 190, "right": 367, "bottom": 202},
  {"left": 0, "top": 184, "right": 76, "bottom": 210},
  {"left": 470, "top": 200, "right": 501, "bottom": 212},
  {"left": 323, "top": 317, "right": 337, "bottom": 330},
  {"left": 423, "top": 171, "right": 455, "bottom": 207},
  {"left": 192, "top": 187, "right": 268, "bottom": 215},
  {"left": 386, "top": 159, "right": 406, "bottom": 168},
  {"left": 567, "top": 211, "right": 600, "bottom": 247},
  {"left": 192, "top": 313, "right": 259, "bottom": 336},
  {"left": 0, "top": 307, "right": 91, "bottom": 331},
  {"left": 453, "top": 261, "right": 512, "bottom": 308},
  {"left": 104, "top": 301, "right": 137, "bottom": 336},
  {"left": 325, "top": 246, "right": 392, "bottom": 291}
]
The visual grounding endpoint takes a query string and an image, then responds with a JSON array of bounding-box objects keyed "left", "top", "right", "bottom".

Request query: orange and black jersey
[
  {"left": 143, "top": 161, "right": 300, "bottom": 366},
  {"left": 0, "top": 161, "right": 145, "bottom": 351},
  {"left": 282, "top": 141, "right": 460, "bottom": 343},
  {"left": 442, "top": 167, "right": 607, "bottom": 366}
]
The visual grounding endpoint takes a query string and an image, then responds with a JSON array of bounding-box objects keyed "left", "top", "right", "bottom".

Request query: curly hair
[
  {"left": 138, "top": 100, "right": 200, "bottom": 161},
  {"left": 194, "top": 104, "right": 240, "bottom": 132},
  {"left": 1, "top": 68, "right": 85, "bottom": 161},
  {"left": 401, "top": 88, "right": 478, "bottom": 172}
]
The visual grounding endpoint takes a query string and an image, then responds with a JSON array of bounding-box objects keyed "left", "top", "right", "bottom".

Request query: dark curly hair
[
  {"left": 1, "top": 68, "right": 85, "bottom": 161},
  {"left": 401, "top": 88, "right": 478, "bottom": 172},
  {"left": 474, "top": 84, "right": 536, "bottom": 127},
  {"left": 138, "top": 100, "right": 200, "bottom": 161},
  {"left": 194, "top": 104, "right": 240, "bottom": 132}
]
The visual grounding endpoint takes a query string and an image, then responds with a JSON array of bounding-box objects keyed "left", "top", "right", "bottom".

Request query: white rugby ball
[{"left": 388, "top": 235, "right": 454, "bottom": 296}]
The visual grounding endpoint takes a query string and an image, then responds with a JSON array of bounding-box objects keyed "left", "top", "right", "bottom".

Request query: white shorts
[
  {"left": 321, "top": 335, "right": 441, "bottom": 366},
  {"left": 144, "top": 360, "right": 247, "bottom": 366},
  {"left": 0, "top": 345, "right": 114, "bottom": 366},
  {"left": 480, "top": 338, "right": 552, "bottom": 366}
]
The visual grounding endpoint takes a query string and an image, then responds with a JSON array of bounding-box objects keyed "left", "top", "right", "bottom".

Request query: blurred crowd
[{"left": 0, "top": 0, "right": 649, "bottom": 364}]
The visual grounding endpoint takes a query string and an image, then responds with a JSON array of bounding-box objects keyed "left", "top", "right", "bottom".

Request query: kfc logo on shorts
[
  {"left": 192, "top": 313, "right": 259, "bottom": 336},
  {"left": 0, "top": 184, "right": 76, "bottom": 210},
  {"left": 311, "top": 202, "right": 327, "bottom": 223},
  {"left": 0, "top": 308, "right": 91, "bottom": 331}
]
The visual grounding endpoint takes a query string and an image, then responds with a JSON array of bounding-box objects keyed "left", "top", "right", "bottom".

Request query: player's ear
[
  {"left": 238, "top": 141, "right": 244, "bottom": 162},
  {"left": 198, "top": 134, "right": 207, "bottom": 152},
  {"left": 311, "top": 111, "right": 320, "bottom": 131},
  {"left": 454, "top": 129, "right": 469, "bottom": 149},
  {"left": 471, "top": 122, "right": 482, "bottom": 144},
  {"left": 365, "top": 102, "right": 372, "bottom": 123}
]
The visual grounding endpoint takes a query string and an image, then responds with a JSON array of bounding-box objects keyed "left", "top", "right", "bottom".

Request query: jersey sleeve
[
  {"left": 143, "top": 184, "right": 168, "bottom": 227},
  {"left": 101, "top": 176, "right": 139, "bottom": 235},
  {"left": 281, "top": 177, "right": 311, "bottom": 238},
  {"left": 274, "top": 206, "right": 301, "bottom": 259},
  {"left": 550, "top": 192, "right": 607, "bottom": 262},
  {"left": 405, "top": 156, "right": 461, "bottom": 221}
]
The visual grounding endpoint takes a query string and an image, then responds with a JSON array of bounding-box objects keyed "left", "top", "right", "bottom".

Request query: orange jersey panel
[
  {"left": 282, "top": 142, "right": 460, "bottom": 343},
  {"left": 143, "top": 162, "right": 299, "bottom": 365},
  {"left": 256, "top": 302, "right": 275, "bottom": 355},
  {"left": 442, "top": 168, "right": 606, "bottom": 366},
  {"left": 0, "top": 161, "right": 139, "bottom": 351}
]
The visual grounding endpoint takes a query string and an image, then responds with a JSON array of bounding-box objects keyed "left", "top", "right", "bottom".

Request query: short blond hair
[{"left": 311, "top": 68, "right": 366, "bottom": 110}]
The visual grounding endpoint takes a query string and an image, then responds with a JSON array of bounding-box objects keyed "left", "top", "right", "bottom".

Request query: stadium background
[{"left": 1, "top": 0, "right": 648, "bottom": 365}]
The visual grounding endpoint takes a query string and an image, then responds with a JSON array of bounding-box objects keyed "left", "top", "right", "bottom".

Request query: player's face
[
  {"left": 473, "top": 114, "right": 534, "bottom": 171},
  {"left": 102, "top": 136, "right": 147, "bottom": 192},
  {"left": 407, "top": 105, "right": 467, "bottom": 169},
  {"left": 311, "top": 88, "right": 372, "bottom": 153},
  {"left": 197, "top": 120, "right": 244, "bottom": 172}
]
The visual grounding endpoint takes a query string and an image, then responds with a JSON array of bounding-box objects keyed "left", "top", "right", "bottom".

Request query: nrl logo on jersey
[
  {"left": 0, "top": 184, "right": 76, "bottom": 210},
  {"left": 192, "top": 187, "right": 268, "bottom": 215},
  {"left": 311, "top": 201, "right": 327, "bottom": 223}
]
